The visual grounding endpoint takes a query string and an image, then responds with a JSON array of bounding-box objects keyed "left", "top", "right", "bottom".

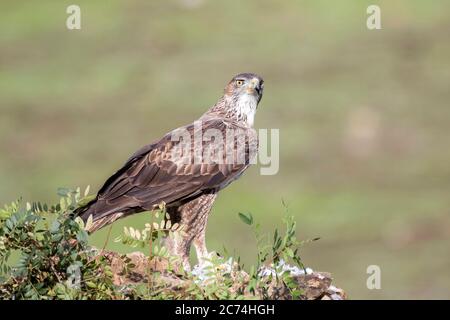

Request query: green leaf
[
  {"left": 77, "top": 194, "right": 95, "bottom": 207},
  {"left": 85, "top": 215, "right": 93, "bottom": 231},
  {"left": 5, "top": 219, "right": 14, "bottom": 230},
  {"left": 57, "top": 187, "right": 72, "bottom": 197},
  {"left": 285, "top": 248, "right": 294, "bottom": 258},
  {"left": 84, "top": 185, "right": 91, "bottom": 197},
  {"left": 76, "top": 230, "right": 88, "bottom": 243},
  {"left": 74, "top": 216, "right": 85, "bottom": 229},
  {"left": 50, "top": 220, "right": 61, "bottom": 233},
  {"left": 238, "top": 212, "right": 253, "bottom": 225}
]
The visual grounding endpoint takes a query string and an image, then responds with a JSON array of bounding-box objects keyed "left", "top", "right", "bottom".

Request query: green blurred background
[{"left": 1, "top": 0, "right": 449, "bottom": 299}]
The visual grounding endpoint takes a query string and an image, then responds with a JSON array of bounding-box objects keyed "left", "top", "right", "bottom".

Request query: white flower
[{"left": 258, "top": 259, "right": 313, "bottom": 277}]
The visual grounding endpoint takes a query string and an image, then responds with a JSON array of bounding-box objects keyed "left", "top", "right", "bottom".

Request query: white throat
[{"left": 236, "top": 94, "right": 257, "bottom": 127}]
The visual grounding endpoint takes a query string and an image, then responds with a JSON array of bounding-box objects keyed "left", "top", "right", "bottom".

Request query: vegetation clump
[{"left": 0, "top": 187, "right": 334, "bottom": 300}]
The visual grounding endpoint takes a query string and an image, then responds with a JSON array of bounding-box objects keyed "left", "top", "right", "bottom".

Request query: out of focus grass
[{"left": 1, "top": 0, "right": 449, "bottom": 299}]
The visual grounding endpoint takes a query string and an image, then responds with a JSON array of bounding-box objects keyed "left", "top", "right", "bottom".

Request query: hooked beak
[{"left": 247, "top": 78, "right": 263, "bottom": 97}]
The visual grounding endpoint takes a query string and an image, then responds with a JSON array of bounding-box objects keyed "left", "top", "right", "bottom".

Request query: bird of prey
[{"left": 75, "top": 73, "right": 264, "bottom": 270}]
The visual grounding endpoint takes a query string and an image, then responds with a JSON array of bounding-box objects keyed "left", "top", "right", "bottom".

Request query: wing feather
[{"left": 79, "top": 118, "right": 257, "bottom": 223}]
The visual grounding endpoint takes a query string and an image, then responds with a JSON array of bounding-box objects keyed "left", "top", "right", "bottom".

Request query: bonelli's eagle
[{"left": 75, "top": 73, "right": 264, "bottom": 270}]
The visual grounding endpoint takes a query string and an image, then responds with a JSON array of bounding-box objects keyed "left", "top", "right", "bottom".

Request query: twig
[
  {"left": 148, "top": 211, "right": 154, "bottom": 295},
  {"left": 101, "top": 224, "right": 114, "bottom": 253}
]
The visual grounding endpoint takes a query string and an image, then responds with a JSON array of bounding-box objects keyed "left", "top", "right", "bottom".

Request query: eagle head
[
  {"left": 215, "top": 73, "right": 264, "bottom": 127},
  {"left": 205, "top": 73, "right": 264, "bottom": 127},
  {"left": 224, "top": 73, "right": 264, "bottom": 104}
]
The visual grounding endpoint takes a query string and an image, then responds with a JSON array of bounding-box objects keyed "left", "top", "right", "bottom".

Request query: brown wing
[{"left": 78, "top": 118, "right": 257, "bottom": 223}]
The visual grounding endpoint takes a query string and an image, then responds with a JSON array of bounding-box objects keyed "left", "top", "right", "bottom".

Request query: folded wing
[{"left": 77, "top": 119, "right": 257, "bottom": 224}]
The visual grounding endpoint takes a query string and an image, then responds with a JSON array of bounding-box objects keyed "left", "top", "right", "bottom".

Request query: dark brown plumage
[{"left": 75, "top": 73, "right": 264, "bottom": 269}]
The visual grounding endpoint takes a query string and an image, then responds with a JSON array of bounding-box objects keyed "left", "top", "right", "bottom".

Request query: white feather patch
[{"left": 236, "top": 94, "right": 257, "bottom": 127}]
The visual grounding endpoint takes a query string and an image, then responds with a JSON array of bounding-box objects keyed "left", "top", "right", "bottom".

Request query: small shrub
[
  {"left": 0, "top": 188, "right": 318, "bottom": 300},
  {"left": 0, "top": 187, "right": 123, "bottom": 299}
]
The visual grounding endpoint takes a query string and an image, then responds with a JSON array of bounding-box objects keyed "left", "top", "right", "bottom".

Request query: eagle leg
[
  {"left": 162, "top": 193, "right": 217, "bottom": 271},
  {"left": 161, "top": 230, "right": 193, "bottom": 271}
]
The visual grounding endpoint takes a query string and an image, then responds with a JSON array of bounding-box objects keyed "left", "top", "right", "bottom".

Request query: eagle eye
[{"left": 235, "top": 79, "right": 245, "bottom": 87}]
